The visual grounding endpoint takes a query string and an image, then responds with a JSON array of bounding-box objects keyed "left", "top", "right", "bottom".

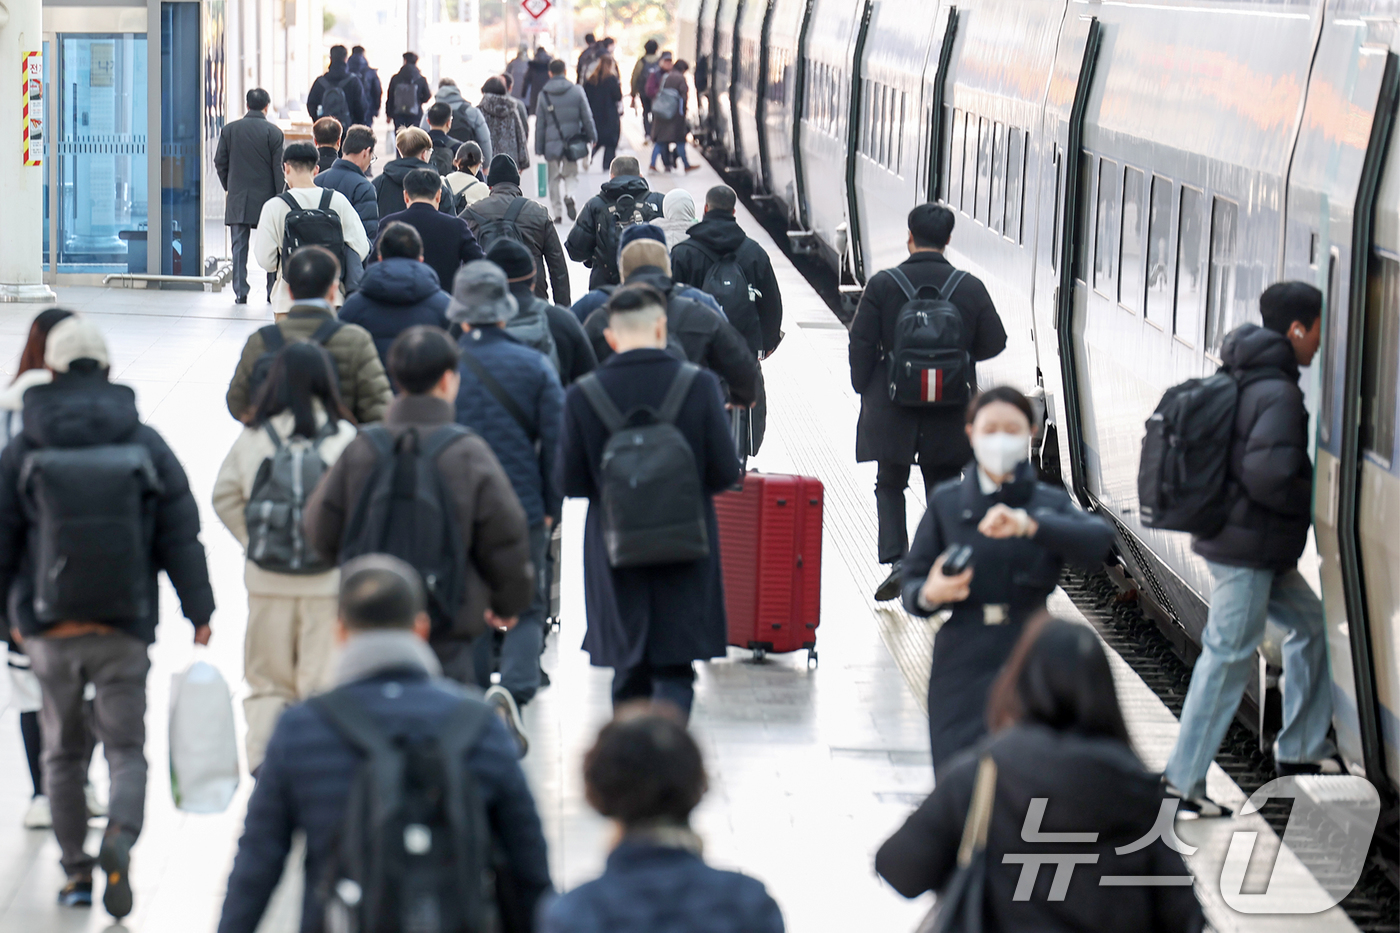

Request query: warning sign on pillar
[
  {"left": 22, "top": 52, "right": 43, "bottom": 167},
  {"left": 522, "top": 0, "right": 551, "bottom": 19}
]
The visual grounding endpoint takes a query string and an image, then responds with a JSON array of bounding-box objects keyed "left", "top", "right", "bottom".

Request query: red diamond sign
[{"left": 522, "top": 0, "right": 551, "bottom": 19}]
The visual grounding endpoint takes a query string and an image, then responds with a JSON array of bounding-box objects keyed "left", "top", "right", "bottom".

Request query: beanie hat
[
  {"left": 45, "top": 316, "right": 110, "bottom": 373},
  {"left": 620, "top": 239, "right": 671, "bottom": 280},
  {"left": 447, "top": 260, "right": 519, "bottom": 325},
  {"left": 486, "top": 239, "right": 536, "bottom": 281},
  {"left": 618, "top": 222, "right": 667, "bottom": 254},
  {"left": 487, "top": 153, "right": 521, "bottom": 187}
]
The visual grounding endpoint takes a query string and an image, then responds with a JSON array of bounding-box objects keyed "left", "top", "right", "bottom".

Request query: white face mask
[{"left": 972, "top": 431, "right": 1029, "bottom": 478}]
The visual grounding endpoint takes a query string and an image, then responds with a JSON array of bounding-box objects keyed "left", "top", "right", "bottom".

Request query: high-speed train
[{"left": 679, "top": 0, "right": 1400, "bottom": 824}]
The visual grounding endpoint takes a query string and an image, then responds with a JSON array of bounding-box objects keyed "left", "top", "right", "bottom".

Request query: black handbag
[{"left": 916, "top": 755, "right": 996, "bottom": 933}]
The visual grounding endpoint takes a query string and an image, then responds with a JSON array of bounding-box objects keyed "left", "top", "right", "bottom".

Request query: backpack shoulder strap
[
  {"left": 576, "top": 373, "right": 625, "bottom": 433},
  {"left": 308, "top": 688, "right": 397, "bottom": 758},
  {"left": 683, "top": 239, "right": 721, "bottom": 266},
  {"left": 318, "top": 187, "right": 335, "bottom": 212},
  {"left": 886, "top": 268, "right": 918, "bottom": 302},
  {"left": 361, "top": 424, "right": 394, "bottom": 458},
  {"left": 504, "top": 197, "right": 529, "bottom": 225},
  {"left": 421, "top": 422, "right": 473, "bottom": 459},
  {"left": 434, "top": 697, "right": 494, "bottom": 760},
  {"left": 309, "top": 318, "right": 344, "bottom": 345},
  {"left": 261, "top": 422, "right": 284, "bottom": 451},
  {"left": 279, "top": 191, "right": 299, "bottom": 212},
  {"left": 657, "top": 363, "right": 701, "bottom": 425},
  {"left": 258, "top": 324, "right": 286, "bottom": 352},
  {"left": 938, "top": 269, "right": 968, "bottom": 302},
  {"left": 459, "top": 347, "right": 537, "bottom": 440}
]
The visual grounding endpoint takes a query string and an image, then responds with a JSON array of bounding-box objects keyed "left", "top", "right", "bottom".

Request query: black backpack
[
  {"left": 885, "top": 267, "right": 971, "bottom": 407},
  {"left": 280, "top": 189, "right": 346, "bottom": 270},
  {"left": 319, "top": 75, "right": 354, "bottom": 128},
  {"left": 594, "top": 194, "right": 660, "bottom": 284},
  {"left": 465, "top": 198, "right": 530, "bottom": 254},
  {"left": 247, "top": 319, "right": 345, "bottom": 404},
  {"left": 430, "top": 143, "right": 455, "bottom": 177},
  {"left": 20, "top": 442, "right": 162, "bottom": 623},
  {"left": 244, "top": 421, "right": 339, "bottom": 575},
  {"left": 311, "top": 688, "right": 500, "bottom": 933},
  {"left": 686, "top": 241, "right": 758, "bottom": 342},
  {"left": 447, "top": 102, "right": 480, "bottom": 144},
  {"left": 393, "top": 79, "right": 420, "bottom": 118},
  {"left": 338, "top": 424, "right": 472, "bottom": 636},
  {"left": 1137, "top": 367, "right": 1287, "bottom": 538},
  {"left": 577, "top": 364, "right": 709, "bottom": 568}
]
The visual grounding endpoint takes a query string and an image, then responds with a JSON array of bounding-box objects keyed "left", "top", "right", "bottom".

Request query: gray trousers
[
  {"left": 229, "top": 224, "right": 275, "bottom": 302},
  {"left": 27, "top": 633, "right": 150, "bottom": 877}
]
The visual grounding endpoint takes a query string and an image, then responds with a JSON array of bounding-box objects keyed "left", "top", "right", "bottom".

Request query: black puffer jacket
[
  {"left": 371, "top": 157, "right": 455, "bottom": 221},
  {"left": 565, "top": 176, "right": 666, "bottom": 288},
  {"left": 0, "top": 369, "right": 215, "bottom": 643},
  {"left": 1193, "top": 323, "right": 1312, "bottom": 570},
  {"left": 877, "top": 724, "right": 1204, "bottom": 933},
  {"left": 671, "top": 211, "right": 783, "bottom": 357}
]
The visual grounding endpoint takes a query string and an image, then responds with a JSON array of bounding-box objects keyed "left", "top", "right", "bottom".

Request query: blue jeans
[
  {"left": 1165, "top": 562, "right": 1335, "bottom": 800},
  {"left": 474, "top": 522, "right": 549, "bottom": 705},
  {"left": 650, "top": 141, "right": 690, "bottom": 170}
]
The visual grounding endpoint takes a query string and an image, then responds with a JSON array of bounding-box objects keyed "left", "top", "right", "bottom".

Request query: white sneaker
[
  {"left": 24, "top": 795, "right": 52, "bottom": 830},
  {"left": 85, "top": 784, "right": 108, "bottom": 819},
  {"left": 484, "top": 685, "right": 529, "bottom": 758}
]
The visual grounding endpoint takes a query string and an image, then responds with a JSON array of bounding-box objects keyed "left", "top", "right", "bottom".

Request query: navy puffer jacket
[{"left": 337, "top": 258, "right": 450, "bottom": 372}]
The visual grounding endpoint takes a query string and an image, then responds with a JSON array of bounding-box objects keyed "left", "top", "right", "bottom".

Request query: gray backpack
[
  {"left": 244, "top": 421, "right": 338, "bottom": 574},
  {"left": 505, "top": 295, "right": 561, "bottom": 374}
]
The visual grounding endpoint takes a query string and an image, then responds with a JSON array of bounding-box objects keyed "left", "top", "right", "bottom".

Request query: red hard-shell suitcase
[{"left": 714, "top": 472, "right": 823, "bottom": 664}]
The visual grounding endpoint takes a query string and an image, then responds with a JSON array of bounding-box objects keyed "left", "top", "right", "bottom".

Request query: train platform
[{"left": 0, "top": 117, "right": 1362, "bottom": 933}]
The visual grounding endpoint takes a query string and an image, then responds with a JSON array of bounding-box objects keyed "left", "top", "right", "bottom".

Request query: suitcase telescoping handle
[{"left": 730, "top": 407, "right": 751, "bottom": 489}]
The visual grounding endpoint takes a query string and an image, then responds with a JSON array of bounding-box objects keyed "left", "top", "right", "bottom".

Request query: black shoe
[
  {"left": 1276, "top": 757, "right": 1343, "bottom": 778},
  {"left": 57, "top": 879, "right": 92, "bottom": 908},
  {"left": 538, "top": 668, "right": 551, "bottom": 688},
  {"left": 874, "top": 562, "right": 903, "bottom": 602},
  {"left": 565, "top": 196, "right": 577, "bottom": 221},
  {"left": 99, "top": 827, "right": 135, "bottom": 918},
  {"left": 1164, "top": 782, "right": 1232, "bottom": 819},
  {"left": 233, "top": 296, "right": 248, "bottom": 305}
]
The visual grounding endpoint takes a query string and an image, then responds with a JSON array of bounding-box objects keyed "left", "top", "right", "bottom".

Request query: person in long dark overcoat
[
  {"left": 557, "top": 284, "right": 741, "bottom": 719},
  {"left": 214, "top": 88, "right": 284, "bottom": 304}
]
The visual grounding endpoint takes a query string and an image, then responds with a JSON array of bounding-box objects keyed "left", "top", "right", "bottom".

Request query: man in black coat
[
  {"left": 348, "top": 46, "right": 382, "bottom": 121},
  {"left": 557, "top": 285, "right": 741, "bottom": 720},
  {"left": 378, "top": 168, "right": 485, "bottom": 295},
  {"left": 487, "top": 238, "right": 597, "bottom": 387},
  {"left": 386, "top": 51, "right": 432, "bottom": 130},
  {"left": 372, "top": 127, "right": 456, "bottom": 221},
  {"left": 306, "top": 44, "right": 366, "bottom": 129},
  {"left": 216, "top": 556, "right": 550, "bottom": 933},
  {"left": 214, "top": 87, "right": 283, "bottom": 304},
  {"left": 314, "top": 124, "right": 379, "bottom": 292},
  {"left": 0, "top": 318, "right": 214, "bottom": 914},
  {"left": 564, "top": 156, "right": 665, "bottom": 288},
  {"left": 670, "top": 185, "right": 784, "bottom": 359},
  {"left": 849, "top": 203, "right": 1006, "bottom": 601},
  {"left": 463, "top": 154, "right": 572, "bottom": 307},
  {"left": 1164, "top": 283, "right": 1335, "bottom": 815}
]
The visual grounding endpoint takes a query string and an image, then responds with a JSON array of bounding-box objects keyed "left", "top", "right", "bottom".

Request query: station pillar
[{"left": 0, "top": 0, "right": 55, "bottom": 301}]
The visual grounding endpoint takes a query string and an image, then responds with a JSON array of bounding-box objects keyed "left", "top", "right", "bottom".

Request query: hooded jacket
[
  {"left": 534, "top": 75, "right": 597, "bottom": 161},
  {"left": 306, "top": 62, "right": 366, "bottom": 127},
  {"left": 1193, "top": 323, "right": 1313, "bottom": 570},
  {"left": 419, "top": 84, "right": 493, "bottom": 164},
  {"left": 657, "top": 189, "right": 698, "bottom": 251},
  {"left": 0, "top": 368, "right": 215, "bottom": 643},
  {"left": 338, "top": 258, "right": 451, "bottom": 370},
  {"left": 671, "top": 211, "right": 784, "bottom": 357},
  {"left": 564, "top": 176, "right": 666, "bottom": 287},
  {"left": 386, "top": 64, "right": 431, "bottom": 123},
  {"left": 479, "top": 93, "right": 530, "bottom": 170},
  {"left": 347, "top": 52, "right": 382, "bottom": 117},
  {"left": 463, "top": 182, "right": 570, "bottom": 306},
  {"left": 371, "top": 156, "right": 457, "bottom": 220},
  {"left": 877, "top": 724, "right": 1203, "bottom": 933},
  {"left": 520, "top": 48, "right": 553, "bottom": 110}
]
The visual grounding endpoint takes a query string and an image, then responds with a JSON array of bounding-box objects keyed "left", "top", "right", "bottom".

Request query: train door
[
  {"left": 1034, "top": 13, "right": 1101, "bottom": 507},
  {"left": 1290, "top": 24, "right": 1400, "bottom": 800},
  {"left": 921, "top": 6, "right": 958, "bottom": 208}
]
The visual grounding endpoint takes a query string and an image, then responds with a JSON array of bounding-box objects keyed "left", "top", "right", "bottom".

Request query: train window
[
  {"left": 976, "top": 117, "right": 994, "bottom": 224},
  {"left": 1094, "top": 159, "right": 1120, "bottom": 294},
  {"left": 989, "top": 123, "right": 1007, "bottom": 235},
  {"left": 1361, "top": 256, "right": 1400, "bottom": 464},
  {"left": 948, "top": 108, "right": 965, "bottom": 208},
  {"left": 1145, "top": 175, "right": 1173, "bottom": 329},
  {"left": 897, "top": 92, "right": 907, "bottom": 175},
  {"left": 1120, "top": 167, "right": 1145, "bottom": 314},
  {"left": 880, "top": 85, "right": 891, "bottom": 168},
  {"left": 1004, "top": 130, "right": 1023, "bottom": 243},
  {"left": 861, "top": 81, "right": 873, "bottom": 156},
  {"left": 1074, "top": 152, "right": 1093, "bottom": 282},
  {"left": 1174, "top": 186, "right": 1206, "bottom": 346},
  {"left": 1204, "top": 197, "right": 1238, "bottom": 357},
  {"left": 962, "top": 113, "right": 978, "bottom": 214}
]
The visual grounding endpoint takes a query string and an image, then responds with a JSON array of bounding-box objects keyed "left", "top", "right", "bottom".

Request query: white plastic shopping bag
[{"left": 169, "top": 660, "right": 239, "bottom": 813}]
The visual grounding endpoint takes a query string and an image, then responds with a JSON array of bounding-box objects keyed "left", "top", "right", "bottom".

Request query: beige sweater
[{"left": 212, "top": 407, "right": 358, "bottom": 596}]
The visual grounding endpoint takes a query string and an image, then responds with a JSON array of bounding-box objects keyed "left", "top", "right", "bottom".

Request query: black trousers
[
  {"left": 229, "top": 224, "right": 275, "bottom": 301},
  {"left": 875, "top": 461, "right": 961, "bottom": 564}
]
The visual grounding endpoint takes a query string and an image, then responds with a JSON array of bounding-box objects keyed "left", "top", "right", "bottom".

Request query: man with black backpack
[
  {"left": 0, "top": 316, "right": 215, "bottom": 916},
  {"left": 848, "top": 203, "right": 1006, "bottom": 602},
  {"left": 1151, "top": 283, "right": 1335, "bottom": 817},
  {"left": 251, "top": 143, "right": 370, "bottom": 314},
  {"left": 424, "top": 102, "right": 460, "bottom": 176},
  {"left": 227, "top": 246, "right": 392, "bottom": 423},
  {"left": 307, "top": 45, "right": 366, "bottom": 132},
  {"left": 557, "top": 285, "right": 742, "bottom": 721},
  {"left": 386, "top": 51, "right": 431, "bottom": 130},
  {"left": 216, "top": 554, "right": 551, "bottom": 933},
  {"left": 305, "top": 327, "right": 535, "bottom": 698},
  {"left": 630, "top": 39, "right": 663, "bottom": 138},
  {"left": 565, "top": 156, "right": 665, "bottom": 289},
  {"left": 449, "top": 261, "right": 563, "bottom": 751},
  {"left": 463, "top": 154, "right": 571, "bottom": 307}
]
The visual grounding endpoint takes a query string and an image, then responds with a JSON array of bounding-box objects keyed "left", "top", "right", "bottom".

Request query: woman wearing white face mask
[{"left": 900, "top": 386, "right": 1114, "bottom": 775}]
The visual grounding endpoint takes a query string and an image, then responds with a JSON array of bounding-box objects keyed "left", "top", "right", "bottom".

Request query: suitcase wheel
[
  {"left": 749, "top": 646, "right": 768, "bottom": 663},
  {"left": 807, "top": 648, "right": 818, "bottom": 668}
]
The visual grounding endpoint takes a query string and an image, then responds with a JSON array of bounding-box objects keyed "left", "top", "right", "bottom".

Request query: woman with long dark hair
[
  {"left": 584, "top": 54, "right": 623, "bottom": 171},
  {"left": 877, "top": 618, "right": 1204, "bottom": 932},
  {"left": 212, "top": 342, "right": 358, "bottom": 772},
  {"left": 900, "top": 386, "right": 1113, "bottom": 773}
]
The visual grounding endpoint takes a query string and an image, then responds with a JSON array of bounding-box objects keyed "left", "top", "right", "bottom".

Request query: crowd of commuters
[{"left": 5, "top": 28, "right": 1347, "bottom": 933}]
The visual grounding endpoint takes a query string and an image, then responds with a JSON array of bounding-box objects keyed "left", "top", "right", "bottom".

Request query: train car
[
  {"left": 708, "top": 0, "right": 744, "bottom": 158},
  {"left": 696, "top": 0, "right": 1400, "bottom": 823},
  {"left": 733, "top": 0, "right": 770, "bottom": 187},
  {"left": 760, "top": 0, "right": 811, "bottom": 226},
  {"left": 677, "top": 0, "right": 706, "bottom": 121},
  {"left": 692, "top": 0, "right": 714, "bottom": 130}
]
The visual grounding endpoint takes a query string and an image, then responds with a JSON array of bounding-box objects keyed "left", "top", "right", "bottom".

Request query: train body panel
[
  {"left": 711, "top": 0, "right": 744, "bottom": 158},
  {"left": 761, "top": 0, "right": 810, "bottom": 224},
  {"left": 678, "top": 0, "right": 707, "bottom": 122},
  {"left": 735, "top": 0, "right": 770, "bottom": 186},
  {"left": 694, "top": 0, "right": 715, "bottom": 130}
]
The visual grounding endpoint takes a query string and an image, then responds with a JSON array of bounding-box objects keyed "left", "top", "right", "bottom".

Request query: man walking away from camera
[{"left": 215, "top": 88, "right": 283, "bottom": 305}]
